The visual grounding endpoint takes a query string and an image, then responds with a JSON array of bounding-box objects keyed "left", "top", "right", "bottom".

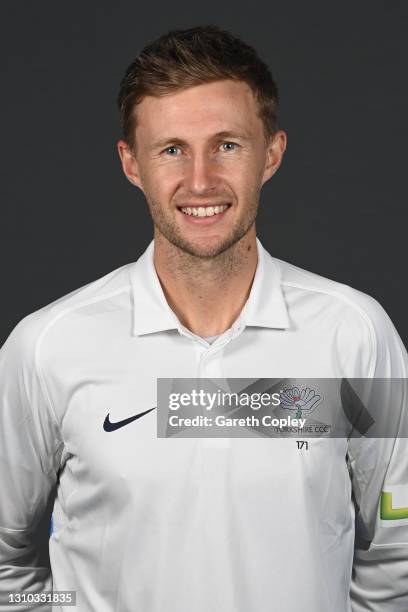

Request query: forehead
[{"left": 134, "top": 79, "right": 263, "bottom": 140}]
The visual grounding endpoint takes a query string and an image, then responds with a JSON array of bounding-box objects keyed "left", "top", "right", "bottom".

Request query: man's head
[{"left": 117, "top": 25, "right": 286, "bottom": 258}]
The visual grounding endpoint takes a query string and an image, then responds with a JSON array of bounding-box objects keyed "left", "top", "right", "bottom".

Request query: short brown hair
[{"left": 117, "top": 25, "right": 280, "bottom": 152}]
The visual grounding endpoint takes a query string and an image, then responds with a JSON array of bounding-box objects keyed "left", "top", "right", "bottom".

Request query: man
[{"left": 0, "top": 24, "right": 407, "bottom": 612}]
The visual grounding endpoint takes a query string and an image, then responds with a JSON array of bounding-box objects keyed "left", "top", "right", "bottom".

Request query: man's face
[{"left": 118, "top": 79, "right": 286, "bottom": 258}]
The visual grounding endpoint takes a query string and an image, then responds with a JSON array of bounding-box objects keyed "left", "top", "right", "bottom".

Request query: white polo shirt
[{"left": 1, "top": 238, "right": 407, "bottom": 612}]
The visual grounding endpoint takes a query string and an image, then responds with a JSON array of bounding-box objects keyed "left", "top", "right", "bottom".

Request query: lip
[{"left": 176, "top": 204, "right": 231, "bottom": 225}]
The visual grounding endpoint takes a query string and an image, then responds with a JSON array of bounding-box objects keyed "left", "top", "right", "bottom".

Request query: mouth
[{"left": 176, "top": 203, "right": 231, "bottom": 223}]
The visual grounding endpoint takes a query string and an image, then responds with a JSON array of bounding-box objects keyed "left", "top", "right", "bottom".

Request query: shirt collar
[{"left": 130, "top": 237, "right": 290, "bottom": 337}]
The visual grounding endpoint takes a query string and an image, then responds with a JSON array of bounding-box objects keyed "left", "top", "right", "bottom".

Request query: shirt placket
[{"left": 185, "top": 319, "right": 245, "bottom": 448}]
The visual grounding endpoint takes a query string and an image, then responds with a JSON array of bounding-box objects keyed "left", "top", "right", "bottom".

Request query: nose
[{"left": 184, "top": 152, "right": 217, "bottom": 195}]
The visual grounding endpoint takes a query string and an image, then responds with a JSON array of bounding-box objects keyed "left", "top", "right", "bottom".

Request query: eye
[
  {"left": 163, "top": 145, "right": 180, "bottom": 156},
  {"left": 220, "top": 142, "right": 238, "bottom": 152}
]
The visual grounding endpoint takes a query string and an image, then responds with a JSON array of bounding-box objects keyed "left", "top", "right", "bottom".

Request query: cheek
[
  {"left": 223, "top": 154, "right": 263, "bottom": 187},
  {"left": 230, "top": 167, "right": 260, "bottom": 199},
  {"left": 142, "top": 168, "right": 178, "bottom": 204}
]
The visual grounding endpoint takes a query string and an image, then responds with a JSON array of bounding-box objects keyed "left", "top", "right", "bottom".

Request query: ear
[
  {"left": 261, "top": 130, "right": 287, "bottom": 186},
  {"left": 117, "top": 139, "right": 143, "bottom": 190}
]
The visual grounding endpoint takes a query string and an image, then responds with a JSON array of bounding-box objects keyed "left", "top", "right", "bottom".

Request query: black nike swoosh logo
[{"left": 103, "top": 407, "right": 156, "bottom": 432}]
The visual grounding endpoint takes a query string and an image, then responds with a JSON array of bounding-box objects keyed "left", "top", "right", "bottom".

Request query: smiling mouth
[{"left": 177, "top": 204, "right": 231, "bottom": 217}]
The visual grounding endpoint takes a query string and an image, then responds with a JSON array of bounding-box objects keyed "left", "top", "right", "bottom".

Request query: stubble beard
[{"left": 147, "top": 196, "right": 259, "bottom": 260}]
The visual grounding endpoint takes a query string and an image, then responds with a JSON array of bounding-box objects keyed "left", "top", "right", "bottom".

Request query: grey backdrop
[{"left": 1, "top": 1, "right": 408, "bottom": 345}]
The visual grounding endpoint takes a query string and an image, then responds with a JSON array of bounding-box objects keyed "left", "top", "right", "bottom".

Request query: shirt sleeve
[
  {"left": 0, "top": 316, "right": 63, "bottom": 611},
  {"left": 348, "top": 297, "right": 408, "bottom": 611}
]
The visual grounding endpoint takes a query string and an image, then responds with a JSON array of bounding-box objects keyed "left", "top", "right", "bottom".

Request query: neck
[{"left": 153, "top": 227, "right": 258, "bottom": 338}]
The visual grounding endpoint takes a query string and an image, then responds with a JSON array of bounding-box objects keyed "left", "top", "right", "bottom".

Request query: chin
[{"left": 176, "top": 236, "right": 238, "bottom": 259}]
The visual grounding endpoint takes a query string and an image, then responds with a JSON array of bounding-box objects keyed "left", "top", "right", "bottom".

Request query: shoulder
[
  {"left": 0, "top": 261, "right": 134, "bottom": 365},
  {"left": 270, "top": 254, "right": 408, "bottom": 377},
  {"left": 274, "top": 254, "right": 384, "bottom": 323}
]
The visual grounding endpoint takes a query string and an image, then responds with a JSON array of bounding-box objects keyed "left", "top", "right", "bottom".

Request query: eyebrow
[{"left": 149, "top": 130, "right": 252, "bottom": 151}]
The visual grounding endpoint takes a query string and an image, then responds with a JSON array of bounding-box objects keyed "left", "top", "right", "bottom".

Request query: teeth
[{"left": 180, "top": 204, "right": 229, "bottom": 217}]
